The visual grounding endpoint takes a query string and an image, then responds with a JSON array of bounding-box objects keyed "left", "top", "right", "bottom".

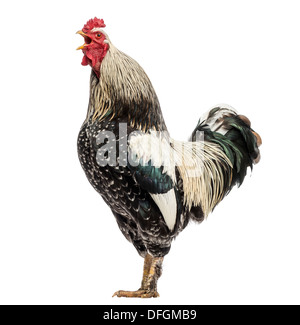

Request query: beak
[
  {"left": 76, "top": 30, "right": 87, "bottom": 50},
  {"left": 76, "top": 30, "right": 86, "bottom": 36}
]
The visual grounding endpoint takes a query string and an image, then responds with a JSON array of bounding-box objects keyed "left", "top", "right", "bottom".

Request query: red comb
[{"left": 82, "top": 17, "right": 106, "bottom": 32}]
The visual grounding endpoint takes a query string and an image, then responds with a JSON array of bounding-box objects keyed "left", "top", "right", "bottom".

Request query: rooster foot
[
  {"left": 112, "top": 254, "right": 163, "bottom": 298},
  {"left": 112, "top": 289, "right": 159, "bottom": 298}
]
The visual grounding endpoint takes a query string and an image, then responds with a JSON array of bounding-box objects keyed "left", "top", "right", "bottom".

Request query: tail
[{"left": 190, "top": 105, "right": 262, "bottom": 190}]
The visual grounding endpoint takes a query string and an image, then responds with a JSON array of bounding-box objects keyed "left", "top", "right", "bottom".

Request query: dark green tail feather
[{"left": 191, "top": 113, "right": 260, "bottom": 191}]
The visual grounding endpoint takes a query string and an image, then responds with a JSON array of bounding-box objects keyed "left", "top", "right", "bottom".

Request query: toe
[{"left": 112, "top": 289, "right": 159, "bottom": 298}]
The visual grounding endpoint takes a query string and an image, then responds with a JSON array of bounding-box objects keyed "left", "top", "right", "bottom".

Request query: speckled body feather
[{"left": 78, "top": 114, "right": 178, "bottom": 256}]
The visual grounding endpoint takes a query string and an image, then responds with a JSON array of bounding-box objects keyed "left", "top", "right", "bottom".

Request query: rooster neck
[{"left": 86, "top": 43, "right": 167, "bottom": 132}]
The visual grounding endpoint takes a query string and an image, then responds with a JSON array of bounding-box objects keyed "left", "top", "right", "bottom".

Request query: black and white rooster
[{"left": 77, "top": 18, "right": 262, "bottom": 298}]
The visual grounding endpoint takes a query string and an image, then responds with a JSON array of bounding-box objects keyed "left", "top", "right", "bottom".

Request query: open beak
[{"left": 76, "top": 30, "right": 88, "bottom": 50}]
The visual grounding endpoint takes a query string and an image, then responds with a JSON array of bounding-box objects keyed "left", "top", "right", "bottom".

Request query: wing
[{"left": 128, "top": 131, "right": 179, "bottom": 231}]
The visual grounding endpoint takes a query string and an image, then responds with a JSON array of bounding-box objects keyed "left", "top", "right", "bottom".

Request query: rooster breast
[{"left": 77, "top": 116, "right": 183, "bottom": 257}]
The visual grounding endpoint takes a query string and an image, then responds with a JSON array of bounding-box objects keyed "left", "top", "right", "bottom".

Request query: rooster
[{"left": 76, "top": 18, "right": 261, "bottom": 298}]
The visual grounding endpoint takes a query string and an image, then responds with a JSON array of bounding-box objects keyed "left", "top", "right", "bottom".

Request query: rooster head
[{"left": 76, "top": 17, "right": 109, "bottom": 78}]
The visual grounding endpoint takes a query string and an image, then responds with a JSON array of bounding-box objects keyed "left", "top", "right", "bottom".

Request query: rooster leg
[
  {"left": 112, "top": 254, "right": 163, "bottom": 298},
  {"left": 140, "top": 253, "right": 153, "bottom": 290}
]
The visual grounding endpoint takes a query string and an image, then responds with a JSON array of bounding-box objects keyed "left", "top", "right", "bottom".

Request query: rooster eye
[{"left": 96, "top": 33, "right": 102, "bottom": 38}]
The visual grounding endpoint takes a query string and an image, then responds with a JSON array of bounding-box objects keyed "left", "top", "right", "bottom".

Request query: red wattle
[{"left": 81, "top": 55, "right": 89, "bottom": 66}]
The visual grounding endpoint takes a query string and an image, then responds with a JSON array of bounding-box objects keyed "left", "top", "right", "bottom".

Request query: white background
[{"left": 0, "top": 0, "right": 299, "bottom": 305}]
